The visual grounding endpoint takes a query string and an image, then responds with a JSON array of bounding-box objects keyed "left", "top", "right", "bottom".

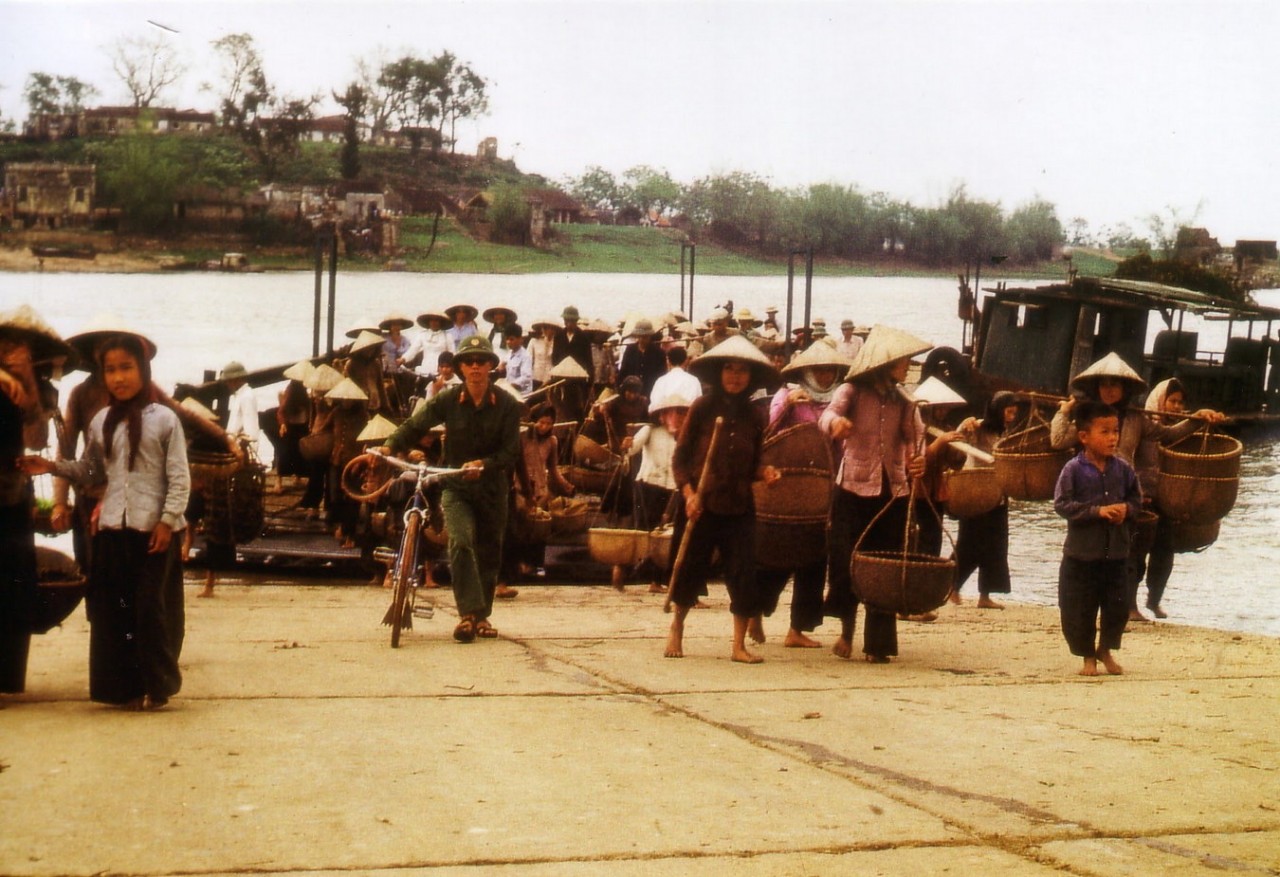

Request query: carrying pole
[{"left": 664, "top": 417, "right": 724, "bottom": 613}]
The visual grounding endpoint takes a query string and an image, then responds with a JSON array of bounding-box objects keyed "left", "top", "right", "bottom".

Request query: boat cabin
[{"left": 961, "top": 277, "right": 1280, "bottom": 417}]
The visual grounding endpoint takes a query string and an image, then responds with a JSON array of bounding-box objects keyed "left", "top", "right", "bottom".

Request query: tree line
[{"left": 564, "top": 165, "right": 1064, "bottom": 266}]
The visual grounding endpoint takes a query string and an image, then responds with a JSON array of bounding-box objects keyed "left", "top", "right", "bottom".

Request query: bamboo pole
[{"left": 663, "top": 416, "right": 724, "bottom": 613}]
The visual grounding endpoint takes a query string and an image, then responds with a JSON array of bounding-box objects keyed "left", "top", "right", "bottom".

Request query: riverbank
[
  {"left": 3, "top": 575, "right": 1277, "bottom": 875},
  {"left": 0, "top": 224, "right": 1118, "bottom": 277}
]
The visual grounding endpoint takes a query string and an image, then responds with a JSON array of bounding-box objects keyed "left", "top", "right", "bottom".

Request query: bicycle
[{"left": 342, "top": 453, "right": 470, "bottom": 647}]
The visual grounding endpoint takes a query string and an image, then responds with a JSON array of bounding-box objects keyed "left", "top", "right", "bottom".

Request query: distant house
[
  {"left": 257, "top": 183, "right": 330, "bottom": 219},
  {"left": 80, "top": 106, "right": 216, "bottom": 136},
  {"left": 303, "top": 115, "right": 349, "bottom": 143},
  {"left": 1234, "top": 240, "right": 1277, "bottom": 264},
  {"left": 2, "top": 162, "right": 95, "bottom": 228},
  {"left": 525, "top": 188, "right": 584, "bottom": 225},
  {"left": 23, "top": 113, "right": 80, "bottom": 140}
]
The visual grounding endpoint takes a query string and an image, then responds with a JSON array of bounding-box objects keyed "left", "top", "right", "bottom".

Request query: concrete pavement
[{"left": 2, "top": 574, "right": 1278, "bottom": 876}]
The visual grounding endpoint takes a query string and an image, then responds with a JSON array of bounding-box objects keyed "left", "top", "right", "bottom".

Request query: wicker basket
[
  {"left": 1130, "top": 509, "right": 1160, "bottom": 557},
  {"left": 944, "top": 467, "right": 1003, "bottom": 518},
  {"left": 189, "top": 449, "right": 242, "bottom": 483},
  {"left": 548, "top": 497, "right": 591, "bottom": 537},
  {"left": 1160, "top": 432, "right": 1242, "bottom": 479},
  {"left": 648, "top": 526, "right": 673, "bottom": 569},
  {"left": 1157, "top": 472, "right": 1238, "bottom": 525},
  {"left": 1171, "top": 519, "right": 1219, "bottom": 554},
  {"left": 513, "top": 507, "right": 553, "bottom": 544},
  {"left": 993, "top": 424, "right": 1070, "bottom": 501},
  {"left": 573, "top": 434, "right": 616, "bottom": 466},
  {"left": 564, "top": 465, "right": 614, "bottom": 495},
  {"left": 753, "top": 423, "right": 834, "bottom": 523},
  {"left": 588, "top": 528, "right": 648, "bottom": 566},
  {"left": 32, "top": 547, "right": 86, "bottom": 634},
  {"left": 851, "top": 550, "right": 956, "bottom": 616}
]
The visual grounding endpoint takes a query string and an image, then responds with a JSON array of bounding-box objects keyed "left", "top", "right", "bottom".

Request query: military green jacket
[{"left": 387, "top": 382, "right": 521, "bottom": 480}]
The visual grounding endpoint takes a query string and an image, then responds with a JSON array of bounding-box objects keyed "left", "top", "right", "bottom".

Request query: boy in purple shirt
[{"left": 1053, "top": 401, "right": 1142, "bottom": 676}]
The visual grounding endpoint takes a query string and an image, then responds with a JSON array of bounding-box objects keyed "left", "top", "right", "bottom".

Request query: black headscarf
[{"left": 97, "top": 334, "right": 157, "bottom": 471}]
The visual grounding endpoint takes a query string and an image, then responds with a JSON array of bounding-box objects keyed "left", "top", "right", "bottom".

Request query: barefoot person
[
  {"left": 665, "top": 336, "right": 780, "bottom": 664},
  {"left": 1053, "top": 401, "right": 1141, "bottom": 677},
  {"left": 380, "top": 335, "right": 521, "bottom": 643}
]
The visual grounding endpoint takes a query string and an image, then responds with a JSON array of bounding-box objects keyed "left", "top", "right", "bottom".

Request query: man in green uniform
[{"left": 382, "top": 335, "right": 522, "bottom": 643}]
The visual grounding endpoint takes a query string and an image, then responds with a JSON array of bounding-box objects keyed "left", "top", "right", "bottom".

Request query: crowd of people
[{"left": 1, "top": 295, "right": 1228, "bottom": 707}]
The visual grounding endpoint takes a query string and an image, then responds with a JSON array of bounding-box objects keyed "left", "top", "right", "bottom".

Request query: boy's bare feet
[
  {"left": 977, "top": 595, "right": 1004, "bottom": 609},
  {"left": 1096, "top": 649, "right": 1124, "bottom": 675},
  {"left": 731, "top": 646, "right": 763, "bottom": 664},
  {"left": 831, "top": 636, "right": 853, "bottom": 659},
  {"left": 1078, "top": 658, "right": 1099, "bottom": 676},
  {"left": 784, "top": 629, "right": 821, "bottom": 648},
  {"left": 947, "top": 588, "right": 962, "bottom": 605},
  {"left": 747, "top": 615, "right": 766, "bottom": 644}
]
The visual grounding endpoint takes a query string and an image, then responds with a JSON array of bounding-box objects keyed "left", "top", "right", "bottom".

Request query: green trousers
[{"left": 441, "top": 480, "right": 509, "bottom": 620}]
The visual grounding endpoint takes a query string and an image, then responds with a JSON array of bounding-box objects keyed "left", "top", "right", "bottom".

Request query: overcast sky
[{"left": 3, "top": 0, "right": 1277, "bottom": 243}]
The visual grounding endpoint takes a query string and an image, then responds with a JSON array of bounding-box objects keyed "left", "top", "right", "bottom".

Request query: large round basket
[
  {"left": 851, "top": 550, "right": 956, "bottom": 616},
  {"left": 513, "top": 506, "right": 553, "bottom": 543},
  {"left": 573, "top": 434, "right": 616, "bottom": 467},
  {"left": 1160, "top": 432, "right": 1242, "bottom": 479},
  {"left": 993, "top": 424, "right": 1070, "bottom": 501},
  {"left": 32, "top": 546, "right": 86, "bottom": 634},
  {"left": 1130, "top": 509, "right": 1160, "bottom": 557},
  {"left": 564, "top": 465, "right": 614, "bottom": 495},
  {"left": 189, "top": 449, "right": 242, "bottom": 483},
  {"left": 1156, "top": 472, "right": 1238, "bottom": 525},
  {"left": 201, "top": 462, "right": 266, "bottom": 544},
  {"left": 588, "top": 528, "right": 648, "bottom": 566},
  {"left": 753, "top": 422, "right": 834, "bottom": 522},
  {"left": 548, "top": 497, "right": 591, "bottom": 537},
  {"left": 1171, "top": 519, "right": 1219, "bottom": 554},
  {"left": 944, "top": 467, "right": 1003, "bottom": 518},
  {"left": 648, "top": 526, "right": 673, "bottom": 569}
]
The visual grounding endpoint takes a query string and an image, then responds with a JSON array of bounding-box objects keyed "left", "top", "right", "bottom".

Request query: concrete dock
[{"left": 2, "top": 574, "right": 1278, "bottom": 876}]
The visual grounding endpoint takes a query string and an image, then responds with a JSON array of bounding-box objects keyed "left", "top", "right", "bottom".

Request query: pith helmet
[
  {"left": 454, "top": 333, "right": 500, "bottom": 367},
  {"left": 688, "top": 334, "right": 779, "bottom": 390},
  {"left": 843, "top": 324, "right": 932, "bottom": 383},
  {"left": 220, "top": 361, "right": 249, "bottom": 381},
  {"left": 1070, "top": 352, "right": 1147, "bottom": 394}
]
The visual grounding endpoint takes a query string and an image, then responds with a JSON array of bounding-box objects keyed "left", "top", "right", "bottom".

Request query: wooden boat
[{"left": 30, "top": 244, "right": 96, "bottom": 260}]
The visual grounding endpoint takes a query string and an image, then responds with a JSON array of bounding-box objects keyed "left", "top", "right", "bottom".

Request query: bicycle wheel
[{"left": 387, "top": 511, "right": 422, "bottom": 648}]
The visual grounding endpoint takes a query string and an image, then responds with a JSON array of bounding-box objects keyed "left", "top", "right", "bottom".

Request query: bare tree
[{"left": 107, "top": 33, "right": 186, "bottom": 108}]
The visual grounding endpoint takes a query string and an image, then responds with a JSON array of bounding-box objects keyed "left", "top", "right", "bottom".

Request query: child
[
  {"left": 1052, "top": 401, "right": 1141, "bottom": 677},
  {"left": 23, "top": 331, "right": 190, "bottom": 709},
  {"left": 628, "top": 393, "right": 689, "bottom": 594}
]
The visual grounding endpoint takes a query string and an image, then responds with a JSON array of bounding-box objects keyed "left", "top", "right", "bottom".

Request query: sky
[{"left": 3, "top": 0, "right": 1278, "bottom": 244}]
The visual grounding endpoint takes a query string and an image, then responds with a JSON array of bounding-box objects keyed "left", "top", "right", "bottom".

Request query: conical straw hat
[
  {"left": 62, "top": 312, "right": 152, "bottom": 366},
  {"left": 345, "top": 315, "right": 380, "bottom": 339},
  {"left": 0, "top": 304, "right": 77, "bottom": 367},
  {"left": 687, "top": 333, "right": 779, "bottom": 389},
  {"left": 379, "top": 313, "right": 414, "bottom": 332},
  {"left": 910, "top": 376, "right": 967, "bottom": 408},
  {"left": 493, "top": 378, "right": 525, "bottom": 402},
  {"left": 781, "top": 337, "right": 853, "bottom": 377},
  {"left": 356, "top": 414, "right": 397, "bottom": 443},
  {"left": 306, "top": 363, "right": 344, "bottom": 392},
  {"left": 282, "top": 359, "right": 316, "bottom": 382},
  {"left": 843, "top": 324, "right": 932, "bottom": 382},
  {"left": 649, "top": 393, "right": 693, "bottom": 415},
  {"left": 326, "top": 377, "right": 369, "bottom": 401},
  {"left": 1069, "top": 351, "right": 1147, "bottom": 393},
  {"left": 348, "top": 330, "right": 385, "bottom": 356},
  {"left": 549, "top": 356, "right": 590, "bottom": 380}
]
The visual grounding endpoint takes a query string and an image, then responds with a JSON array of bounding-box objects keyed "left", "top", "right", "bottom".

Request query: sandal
[
  {"left": 475, "top": 619, "right": 498, "bottom": 639},
  {"left": 453, "top": 615, "right": 477, "bottom": 643}
]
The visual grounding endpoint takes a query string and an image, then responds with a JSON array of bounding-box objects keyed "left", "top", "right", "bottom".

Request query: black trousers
[
  {"left": 0, "top": 501, "right": 37, "bottom": 694},
  {"left": 1058, "top": 556, "right": 1127, "bottom": 658},
  {"left": 670, "top": 505, "right": 761, "bottom": 617},
  {"left": 757, "top": 557, "right": 825, "bottom": 633},
  {"left": 825, "top": 484, "right": 907, "bottom": 658},
  {"left": 954, "top": 503, "right": 1012, "bottom": 595},
  {"left": 1127, "top": 513, "right": 1175, "bottom": 611}
]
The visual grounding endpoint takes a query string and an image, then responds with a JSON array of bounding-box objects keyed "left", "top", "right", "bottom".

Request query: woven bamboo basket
[
  {"left": 189, "top": 449, "right": 242, "bottom": 483},
  {"left": 32, "top": 547, "right": 86, "bottom": 634},
  {"left": 564, "top": 465, "right": 614, "bottom": 495},
  {"left": 548, "top": 496, "right": 591, "bottom": 536},
  {"left": 573, "top": 433, "right": 616, "bottom": 466},
  {"left": 993, "top": 423, "right": 1070, "bottom": 501},
  {"left": 851, "top": 550, "right": 956, "bottom": 616},
  {"left": 588, "top": 528, "right": 648, "bottom": 566},
  {"left": 1157, "top": 472, "right": 1238, "bottom": 525},
  {"left": 1160, "top": 431, "right": 1242, "bottom": 479},
  {"left": 944, "top": 467, "right": 1003, "bottom": 518},
  {"left": 1130, "top": 509, "right": 1160, "bottom": 557},
  {"left": 1171, "top": 519, "right": 1219, "bottom": 554},
  {"left": 516, "top": 507, "right": 553, "bottom": 543},
  {"left": 647, "top": 526, "right": 673, "bottom": 569},
  {"left": 753, "top": 422, "right": 834, "bottom": 568}
]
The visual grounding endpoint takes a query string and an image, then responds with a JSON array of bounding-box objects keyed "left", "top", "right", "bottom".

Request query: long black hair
[{"left": 97, "top": 333, "right": 156, "bottom": 470}]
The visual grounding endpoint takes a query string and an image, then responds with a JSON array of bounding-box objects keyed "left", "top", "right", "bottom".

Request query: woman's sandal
[
  {"left": 475, "top": 619, "right": 498, "bottom": 639},
  {"left": 453, "top": 615, "right": 477, "bottom": 643}
]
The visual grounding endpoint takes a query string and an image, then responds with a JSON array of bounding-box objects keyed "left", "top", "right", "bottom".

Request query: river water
[{"left": 4, "top": 270, "right": 1277, "bottom": 638}]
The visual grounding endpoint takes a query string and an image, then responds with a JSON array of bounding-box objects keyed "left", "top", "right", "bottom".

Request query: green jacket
[{"left": 387, "top": 382, "right": 521, "bottom": 480}]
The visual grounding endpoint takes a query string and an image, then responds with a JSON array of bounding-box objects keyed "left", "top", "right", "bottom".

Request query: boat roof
[{"left": 984, "top": 276, "right": 1280, "bottom": 322}]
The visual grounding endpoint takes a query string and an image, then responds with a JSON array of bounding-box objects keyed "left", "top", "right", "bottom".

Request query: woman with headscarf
[
  {"left": 819, "top": 325, "right": 931, "bottom": 664},
  {"left": 1049, "top": 353, "right": 1224, "bottom": 621},
  {"left": 665, "top": 336, "right": 781, "bottom": 664}
]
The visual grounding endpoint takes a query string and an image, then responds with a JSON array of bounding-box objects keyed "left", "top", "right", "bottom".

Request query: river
[{"left": 3, "top": 270, "right": 1277, "bottom": 638}]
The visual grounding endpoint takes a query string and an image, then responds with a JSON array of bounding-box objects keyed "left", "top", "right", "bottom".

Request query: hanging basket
[
  {"left": 1156, "top": 430, "right": 1241, "bottom": 524},
  {"left": 852, "top": 550, "right": 956, "bottom": 616},
  {"left": 572, "top": 434, "right": 616, "bottom": 467},
  {"left": 993, "top": 423, "right": 1070, "bottom": 501},
  {"left": 202, "top": 462, "right": 266, "bottom": 544},
  {"left": 513, "top": 506, "right": 553, "bottom": 543},
  {"left": 1160, "top": 431, "right": 1242, "bottom": 479},
  {"left": 189, "top": 449, "right": 242, "bottom": 483},
  {"left": 1130, "top": 509, "right": 1160, "bottom": 557},
  {"left": 1171, "top": 519, "right": 1219, "bottom": 554},
  {"left": 564, "top": 465, "right": 614, "bottom": 495},
  {"left": 588, "top": 528, "right": 648, "bottom": 566},
  {"left": 548, "top": 496, "right": 591, "bottom": 537},
  {"left": 647, "top": 525, "right": 673, "bottom": 569},
  {"left": 943, "top": 467, "right": 1003, "bottom": 518},
  {"left": 32, "top": 547, "right": 86, "bottom": 634}
]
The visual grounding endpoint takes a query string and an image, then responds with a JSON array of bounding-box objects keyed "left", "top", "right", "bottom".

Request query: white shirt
[
  {"left": 405, "top": 329, "right": 454, "bottom": 377},
  {"left": 836, "top": 336, "right": 864, "bottom": 360},
  {"left": 629, "top": 424, "right": 678, "bottom": 489},
  {"left": 226, "top": 382, "right": 259, "bottom": 441},
  {"left": 649, "top": 367, "right": 703, "bottom": 411},
  {"left": 55, "top": 403, "right": 190, "bottom": 533},
  {"left": 530, "top": 336, "right": 555, "bottom": 384}
]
